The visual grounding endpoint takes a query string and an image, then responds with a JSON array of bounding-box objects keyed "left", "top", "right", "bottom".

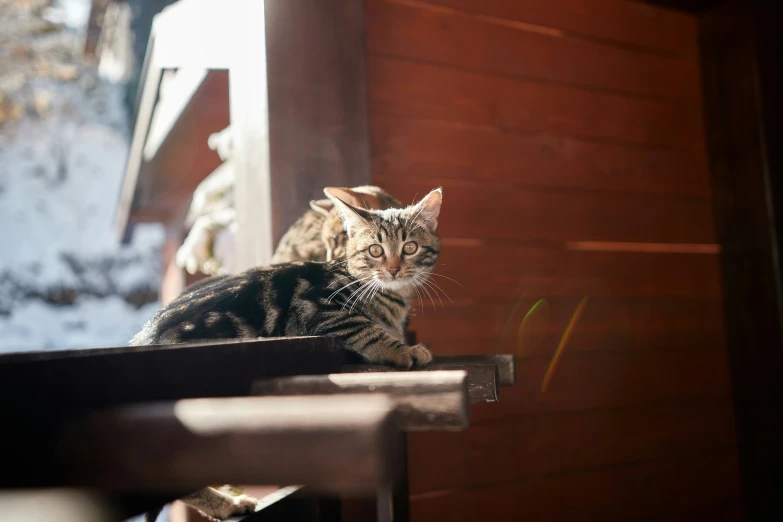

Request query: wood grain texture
[
  {"left": 362, "top": 0, "right": 734, "bottom": 518},
  {"left": 408, "top": 401, "right": 736, "bottom": 493},
  {"left": 400, "top": 0, "right": 699, "bottom": 56},
  {"left": 367, "top": 1, "right": 701, "bottom": 99},
  {"left": 370, "top": 117, "right": 711, "bottom": 198},
  {"left": 264, "top": 0, "right": 372, "bottom": 246},
  {"left": 470, "top": 347, "right": 732, "bottom": 422},
  {"left": 408, "top": 297, "right": 726, "bottom": 357},
  {"left": 231, "top": 0, "right": 372, "bottom": 269},
  {"left": 423, "top": 242, "right": 722, "bottom": 300},
  {"left": 375, "top": 178, "right": 717, "bottom": 244},
  {"left": 368, "top": 56, "right": 705, "bottom": 150},
  {"left": 409, "top": 450, "right": 741, "bottom": 522}
]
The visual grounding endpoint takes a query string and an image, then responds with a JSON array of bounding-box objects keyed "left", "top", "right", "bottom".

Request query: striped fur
[
  {"left": 131, "top": 188, "right": 442, "bottom": 369},
  {"left": 271, "top": 185, "right": 402, "bottom": 264}
]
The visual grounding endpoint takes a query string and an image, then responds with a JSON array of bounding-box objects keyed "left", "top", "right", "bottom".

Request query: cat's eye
[
  {"left": 403, "top": 242, "right": 418, "bottom": 255},
  {"left": 369, "top": 244, "right": 384, "bottom": 257}
]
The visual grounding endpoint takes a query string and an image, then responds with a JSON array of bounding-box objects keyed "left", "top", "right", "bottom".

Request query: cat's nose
[{"left": 387, "top": 266, "right": 400, "bottom": 277}]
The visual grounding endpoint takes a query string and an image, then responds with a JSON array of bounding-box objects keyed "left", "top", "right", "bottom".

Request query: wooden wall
[{"left": 364, "top": 0, "right": 742, "bottom": 520}]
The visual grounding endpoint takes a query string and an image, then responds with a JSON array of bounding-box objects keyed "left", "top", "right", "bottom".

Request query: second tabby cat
[{"left": 271, "top": 185, "right": 402, "bottom": 263}]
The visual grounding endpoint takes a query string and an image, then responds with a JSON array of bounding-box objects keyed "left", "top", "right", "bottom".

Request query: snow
[
  {"left": 0, "top": 0, "right": 164, "bottom": 354},
  {"left": 0, "top": 297, "right": 161, "bottom": 352},
  {"left": 42, "top": 0, "right": 91, "bottom": 30}
]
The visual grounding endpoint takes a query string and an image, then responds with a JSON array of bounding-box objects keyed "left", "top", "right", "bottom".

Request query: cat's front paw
[{"left": 393, "top": 344, "right": 433, "bottom": 369}]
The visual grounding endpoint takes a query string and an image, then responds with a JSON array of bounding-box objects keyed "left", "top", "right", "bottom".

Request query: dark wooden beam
[
  {"left": 700, "top": 1, "right": 783, "bottom": 519},
  {"left": 251, "top": 370, "right": 469, "bottom": 430},
  {"left": 56, "top": 396, "right": 402, "bottom": 495},
  {"left": 0, "top": 337, "right": 349, "bottom": 488},
  {"left": 231, "top": 0, "right": 371, "bottom": 269}
]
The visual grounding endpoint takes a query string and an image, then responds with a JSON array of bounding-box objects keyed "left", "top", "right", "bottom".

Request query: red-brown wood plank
[
  {"left": 370, "top": 118, "right": 711, "bottom": 198},
  {"left": 471, "top": 347, "right": 733, "bottom": 421},
  {"left": 410, "top": 450, "right": 741, "bottom": 522},
  {"left": 375, "top": 177, "right": 716, "bottom": 243},
  {"left": 368, "top": 56, "right": 705, "bottom": 150},
  {"left": 420, "top": 241, "right": 722, "bottom": 302},
  {"left": 410, "top": 297, "right": 725, "bottom": 353},
  {"left": 408, "top": 401, "right": 736, "bottom": 493},
  {"left": 367, "top": 1, "right": 701, "bottom": 99},
  {"left": 145, "top": 70, "right": 229, "bottom": 218},
  {"left": 399, "top": 0, "right": 699, "bottom": 57}
]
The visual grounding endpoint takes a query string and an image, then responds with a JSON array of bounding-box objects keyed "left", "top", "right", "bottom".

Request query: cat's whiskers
[
  {"left": 342, "top": 281, "right": 372, "bottom": 311},
  {"left": 409, "top": 277, "right": 425, "bottom": 316},
  {"left": 328, "top": 274, "right": 375, "bottom": 303},
  {"left": 427, "top": 272, "right": 467, "bottom": 289},
  {"left": 367, "top": 281, "right": 382, "bottom": 305},
  {"left": 343, "top": 271, "right": 381, "bottom": 311},
  {"left": 419, "top": 275, "right": 452, "bottom": 304},
  {"left": 350, "top": 277, "right": 379, "bottom": 313},
  {"left": 362, "top": 280, "right": 382, "bottom": 310},
  {"left": 415, "top": 275, "right": 444, "bottom": 308},
  {"left": 412, "top": 274, "right": 439, "bottom": 310}
]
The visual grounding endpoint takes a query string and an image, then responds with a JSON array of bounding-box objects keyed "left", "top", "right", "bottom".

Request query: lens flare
[
  {"left": 541, "top": 296, "right": 588, "bottom": 393},
  {"left": 517, "top": 298, "right": 550, "bottom": 357}
]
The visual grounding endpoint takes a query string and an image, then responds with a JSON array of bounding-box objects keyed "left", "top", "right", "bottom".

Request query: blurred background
[
  {"left": 0, "top": 0, "right": 167, "bottom": 351},
  {"left": 2, "top": 0, "right": 782, "bottom": 521}
]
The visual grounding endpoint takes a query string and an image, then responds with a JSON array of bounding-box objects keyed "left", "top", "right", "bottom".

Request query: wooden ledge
[
  {"left": 433, "top": 355, "right": 516, "bottom": 387},
  {"left": 251, "top": 370, "right": 469, "bottom": 431},
  {"left": 342, "top": 363, "right": 499, "bottom": 404},
  {"left": 57, "top": 395, "right": 402, "bottom": 495}
]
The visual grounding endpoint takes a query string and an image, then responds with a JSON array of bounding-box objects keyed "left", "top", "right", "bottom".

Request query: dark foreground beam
[
  {"left": 0, "top": 337, "right": 349, "bottom": 488},
  {"left": 0, "top": 336, "right": 346, "bottom": 421},
  {"left": 57, "top": 395, "right": 402, "bottom": 495},
  {"left": 251, "top": 370, "right": 469, "bottom": 430},
  {"left": 342, "top": 362, "right": 499, "bottom": 404}
]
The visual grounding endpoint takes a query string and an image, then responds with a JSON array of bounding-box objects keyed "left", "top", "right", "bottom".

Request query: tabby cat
[
  {"left": 271, "top": 185, "right": 402, "bottom": 263},
  {"left": 133, "top": 188, "right": 442, "bottom": 521}
]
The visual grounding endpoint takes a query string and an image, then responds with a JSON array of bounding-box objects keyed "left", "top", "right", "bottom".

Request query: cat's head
[
  {"left": 325, "top": 187, "right": 442, "bottom": 292},
  {"left": 310, "top": 186, "right": 402, "bottom": 261}
]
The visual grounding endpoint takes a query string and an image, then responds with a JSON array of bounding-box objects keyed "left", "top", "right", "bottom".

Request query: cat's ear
[
  {"left": 407, "top": 188, "right": 443, "bottom": 232},
  {"left": 325, "top": 187, "right": 375, "bottom": 235},
  {"left": 309, "top": 198, "right": 333, "bottom": 216},
  {"left": 323, "top": 186, "right": 384, "bottom": 210}
]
